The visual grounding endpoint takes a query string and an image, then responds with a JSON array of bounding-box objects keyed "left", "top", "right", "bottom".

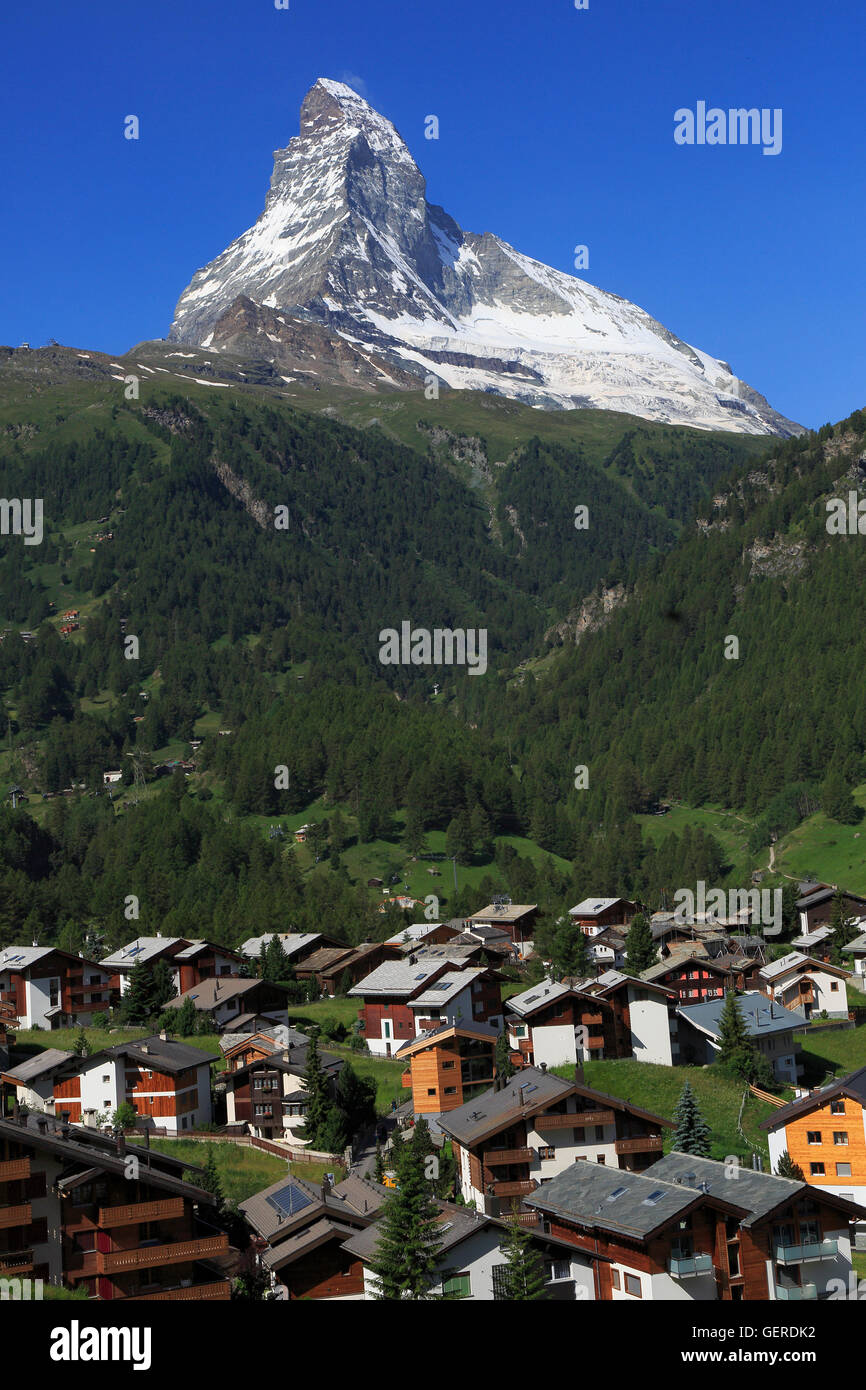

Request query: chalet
[
  {"left": 162, "top": 976, "right": 291, "bottom": 1032},
  {"left": 523, "top": 1151, "right": 859, "bottom": 1301},
  {"left": 100, "top": 936, "right": 190, "bottom": 995},
  {"left": 293, "top": 941, "right": 402, "bottom": 997},
  {"left": 220, "top": 1023, "right": 312, "bottom": 1071},
  {"left": 796, "top": 882, "right": 866, "bottom": 934},
  {"left": 762, "top": 1065, "right": 866, "bottom": 1206},
  {"left": 641, "top": 950, "right": 762, "bottom": 1006},
  {"left": 841, "top": 930, "right": 866, "bottom": 981},
  {"left": 242, "top": 1172, "right": 387, "bottom": 1299},
  {"left": 396, "top": 1022, "right": 498, "bottom": 1120},
  {"left": 384, "top": 922, "right": 462, "bottom": 951},
  {"left": 239, "top": 932, "right": 337, "bottom": 963},
  {"left": 3, "top": 1034, "right": 218, "bottom": 1132},
  {"left": 438, "top": 1066, "right": 672, "bottom": 1216},
  {"left": 343, "top": 1198, "right": 589, "bottom": 1300},
  {"left": 506, "top": 979, "right": 617, "bottom": 1068},
  {"left": 569, "top": 897, "right": 638, "bottom": 935},
  {"left": 350, "top": 956, "right": 503, "bottom": 1057},
  {"left": 0, "top": 1109, "right": 231, "bottom": 1299},
  {"left": 676, "top": 992, "right": 801, "bottom": 1083},
  {"left": 457, "top": 922, "right": 514, "bottom": 954},
  {"left": 584, "top": 927, "right": 628, "bottom": 968},
  {"left": 0, "top": 946, "right": 113, "bottom": 1029},
  {"left": 223, "top": 1039, "right": 343, "bottom": 1143},
  {"left": 578, "top": 970, "right": 678, "bottom": 1066},
  {"left": 466, "top": 902, "right": 538, "bottom": 957},
  {"left": 791, "top": 924, "right": 836, "bottom": 960},
  {"left": 758, "top": 952, "right": 851, "bottom": 1021},
  {"left": 170, "top": 940, "right": 245, "bottom": 994}
]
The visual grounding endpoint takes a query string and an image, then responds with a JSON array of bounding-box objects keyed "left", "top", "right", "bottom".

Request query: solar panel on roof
[
  {"left": 266, "top": 1182, "right": 313, "bottom": 1218},
  {"left": 643, "top": 1190, "right": 667, "bottom": 1206}
]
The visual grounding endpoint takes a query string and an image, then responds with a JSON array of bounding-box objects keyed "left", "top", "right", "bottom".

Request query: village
[{"left": 1, "top": 878, "right": 865, "bottom": 1303}]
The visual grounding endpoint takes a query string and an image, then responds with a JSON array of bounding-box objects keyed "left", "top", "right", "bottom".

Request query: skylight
[{"left": 642, "top": 1190, "right": 667, "bottom": 1206}]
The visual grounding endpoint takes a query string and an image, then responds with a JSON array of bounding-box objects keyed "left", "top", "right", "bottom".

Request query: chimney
[
  {"left": 116, "top": 1129, "right": 126, "bottom": 1158},
  {"left": 60, "top": 1110, "right": 71, "bottom": 1139},
  {"left": 539, "top": 1061, "right": 547, "bottom": 1072},
  {"left": 159, "top": 1029, "right": 167, "bottom": 1041},
  {"left": 321, "top": 1174, "right": 332, "bottom": 1202},
  {"left": 518, "top": 1085, "right": 527, "bottom": 1106},
  {"left": 36, "top": 1115, "right": 48, "bottom": 1134}
]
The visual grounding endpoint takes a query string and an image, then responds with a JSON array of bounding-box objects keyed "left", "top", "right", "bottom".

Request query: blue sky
[{"left": 2, "top": 0, "right": 864, "bottom": 428}]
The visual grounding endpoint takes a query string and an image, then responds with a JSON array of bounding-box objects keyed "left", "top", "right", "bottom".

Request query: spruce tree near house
[
  {"left": 498, "top": 1203, "right": 548, "bottom": 1300},
  {"left": 624, "top": 911, "right": 656, "bottom": 975},
  {"left": 299, "top": 1030, "right": 332, "bottom": 1148},
  {"left": 369, "top": 1119, "right": 445, "bottom": 1299},
  {"left": 72, "top": 1025, "right": 91, "bottom": 1056},
  {"left": 174, "top": 994, "right": 197, "bottom": 1037},
  {"left": 495, "top": 1028, "right": 516, "bottom": 1081},
  {"left": 775, "top": 1150, "right": 806, "bottom": 1181},
  {"left": 671, "top": 1080, "right": 711, "bottom": 1158}
]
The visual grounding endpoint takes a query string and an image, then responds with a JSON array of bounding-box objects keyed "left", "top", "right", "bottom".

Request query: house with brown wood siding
[
  {"left": 524, "top": 1151, "right": 859, "bottom": 1301},
  {"left": 763, "top": 1065, "right": 866, "bottom": 1207},
  {"left": 395, "top": 1021, "right": 498, "bottom": 1120}
]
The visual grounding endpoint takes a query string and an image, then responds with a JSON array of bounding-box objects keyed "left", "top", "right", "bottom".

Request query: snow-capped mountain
[{"left": 169, "top": 78, "right": 800, "bottom": 436}]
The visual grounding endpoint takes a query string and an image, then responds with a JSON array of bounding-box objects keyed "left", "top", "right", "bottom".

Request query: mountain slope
[{"left": 169, "top": 79, "right": 800, "bottom": 437}]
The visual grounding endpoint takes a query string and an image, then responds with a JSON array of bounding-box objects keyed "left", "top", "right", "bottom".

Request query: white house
[{"left": 758, "top": 952, "right": 851, "bottom": 1020}]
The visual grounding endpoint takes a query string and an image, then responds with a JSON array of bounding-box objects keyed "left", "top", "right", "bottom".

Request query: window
[
  {"left": 538, "top": 1146, "right": 555, "bottom": 1161},
  {"left": 806, "top": 1131, "right": 822, "bottom": 1145},
  {"left": 427, "top": 1088, "right": 436, "bottom": 1097},
  {"left": 833, "top": 1132, "right": 848, "bottom": 1146},
  {"left": 443, "top": 1086, "right": 457, "bottom": 1096},
  {"left": 596, "top": 1154, "right": 606, "bottom": 1165},
  {"left": 442, "top": 1060, "right": 455, "bottom": 1070},
  {"left": 594, "top": 1126, "right": 605, "bottom": 1142},
  {"left": 611, "top": 1269, "right": 621, "bottom": 1290},
  {"left": 546, "top": 1259, "right": 569, "bottom": 1281},
  {"left": 836, "top": 1163, "right": 852, "bottom": 1178},
  {"left": 830, "top": 981, "right": 838, "bottom": 991},
  {"left": 624, "top": 1273, "right": 642, "bottom": 1298},
  {"left": 441, "top": 1272, "right": 470, "bottom": 1299},
  {"left": 830, "top": 1100, "right": 846, "bottom": 1115},
  {"left": 728, "top": 1246, "right": 740, "bottom": 1277},
  {"left": 809, "top": 1163, "right": 825, "bottom": 1176}
]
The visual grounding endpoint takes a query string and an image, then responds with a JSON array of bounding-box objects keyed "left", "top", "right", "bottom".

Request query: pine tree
[
  {"left": 300, "top": 1030, "right": 332, "bottom": 1147},
  {"left": 495, "top": 1028, "right": 515, "bottom": 1081},
  {"left": 717, "top": 990, "right": 750, "bottom": 1063},
  {"left": 829, "top": 892, "right": 858, "bottom": 965},
  {"left": 174, "top": 994, "right": 197, "bottom": 1037},
  {"left": 374, "top": 1140, "right": 386, "bottom": 1185},
  {"left": 198, "top": 1146, "right": 224, "bottom": 1213},
  {"left": 671, "top": 1080, "right": 711, "bottom": 1157},
  {"left": 497, "top": 1204, "right": 547, "bottom": 1300},
  {"left": 624, "top": 911, "right": 656, "bottom": 975},
  {"left": 369, "top": 1121, "right": 444, "bottom": 1299},
  {"left": 775, "top": 1150, "right": 805, "bottom": 1181},
  {"left": 73, "top": 1025, "right": 91, "bottom": 1057}
]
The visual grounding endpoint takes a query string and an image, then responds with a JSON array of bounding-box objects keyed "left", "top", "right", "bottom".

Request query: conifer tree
[
  {"left": 775, "top": 1150, "right": 805, "bottom": 1181},
  {"left": 73, "top": 1025, "right": 92, "bottom": 1056},
  {"left": 717, "top": 990, "right": 751, "bottom": 1063},
  {"left": 495, "top": 1029, "right": 515, "bottom": 1081},
  {"left": 198, "top": 1146, "right": 224, "bottom": 1214},
  {"left": 300, "top": 1030, "right": 332, "bottom": 1147},
  {"left": 369, "top": 1121, "right": 444, "bottom": 1299},
  {"left": 374, "top": 1140, "right": 386, "bottom": 1185},
  {"left": 174, "top": 994, "right": 197, "bottom": 1037},
  {"left": 624, "top": 911, "right": 656, "bottom": 975},
  {"left": 498, "top": 1204, "right": 547, "bottom": 1300},
  {"left": 671, "top": 1080, "right": 711, "bottom": 1157}
]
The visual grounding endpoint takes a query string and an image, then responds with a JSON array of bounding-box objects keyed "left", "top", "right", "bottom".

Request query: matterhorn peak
[{"left": 168, "top": 82, "right": 800, "bottom": 436}]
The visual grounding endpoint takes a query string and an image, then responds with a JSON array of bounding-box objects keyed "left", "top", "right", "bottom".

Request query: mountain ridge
[{"left": 168, "top": 78, "right": 801, "bottom": 438}]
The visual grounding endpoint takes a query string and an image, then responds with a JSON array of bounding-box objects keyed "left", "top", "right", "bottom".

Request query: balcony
[
  {"left": 125, "top": 1280, "right": 231, "bottom": 1301},
  {"left": 581, "top": 1013, "right": 604, "bottom": 1026},
  {"left": 0, "top": 1204, "right": 31, "bottom": 1231},
  {"left": 775, "top": 1239, "right": 838, "bottom": 1265},
  {"left": 0, "top": 1250, "right": 33, "bottom": 1275},
  {"left": 401, "top": 1070, "right": 412, "bottom": 1089},
  {"left": 669, "top": 1253, "right": 714, "bottom": 1278},
  {"left": 97, "top": 1197, "right": 185, "bottom": 1229},
  {"left": 99, "top": 1233, "right": 229, "bottom": 1275},
  {"left": 535, "top": 1109, "right": 615, "bottom": 1130},
  {"left": 492, "top": 1179, "right": 538, "bottom": 1198},
  {"left": 614, "top": 1135, "right": 664, "bottom": 1156},
  {"left": 0, "top": 1158, "right": 30, "bottom": 1182},
  {"left": 776, "top": 1283, "right": 818, "bottom": 1301},
  {"left": 484, "top": 1148, "right": 534, "bottom": 1166}
]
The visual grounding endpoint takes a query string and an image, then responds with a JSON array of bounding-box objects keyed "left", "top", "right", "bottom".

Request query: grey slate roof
[
  {"left": 436, "top": 1067, "right": 575, "bottom": 1146},
  {"left": 644, "top": 1153, "right": 810, "bottom": 1227},
  {"left": 341, "top": 1200, "right": 494, "bottom": 1263},
  {"left": 348, "top": 958, "right": 447, "bottom": 997},
  {"left": 3, "top": 1048, "right": 74, "bottom": 1082},
  {"left": 525, "top": 1162, "right": 700, "bottom": 1237},
  {"left": 677, "top": 991, "right": 804, "bottom": 1038},
  {"left": 102, "top": 1034, "right": 220, "bottom": 1071}
]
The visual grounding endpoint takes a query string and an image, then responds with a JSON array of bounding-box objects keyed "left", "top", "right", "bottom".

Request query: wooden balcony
[
  {"left": 586, "top": 1036, "right": 606, "bottom": 1051},
  {"left": 0, "top": 1203, "right": 31, "bottom": 1231},
  {"left": 614, "top": 1135, "right": 664, "bottom": 1156},
  {"left": 401, "top": 1071, "right": 412, "bottom": 1089},
  {"left": 492, "top": 1179, "right": 538, "bottom": 1198},
  {"left": 0, "top": 1158, "right": 30, "bottom": 1182},
  {"left": 0, "top": 1250, "right": 33, "bottom": 1274},
  {"left": 535, "top": 1109, "right": 615, "bottom": 1130},
  {"left": 581, "top": 1013, "right": 604, "bottom": 1026},
  {"left": 97, "top": 1197, "right": 185, "bottom": 1229},
  {"left": 484, "top": 1147, "right": 534, "bottom": 1166},
  {"left": 126, "top": 1280, "right": 231, "bottom": 1301},
  {"left": 99, "top": 1233, "right": 229, "bottom": 1275}
]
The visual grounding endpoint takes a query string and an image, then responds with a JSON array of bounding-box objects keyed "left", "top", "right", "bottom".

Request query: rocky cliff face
[{"left": 169, "top": 78, "right": 801, "bottom": 437}]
